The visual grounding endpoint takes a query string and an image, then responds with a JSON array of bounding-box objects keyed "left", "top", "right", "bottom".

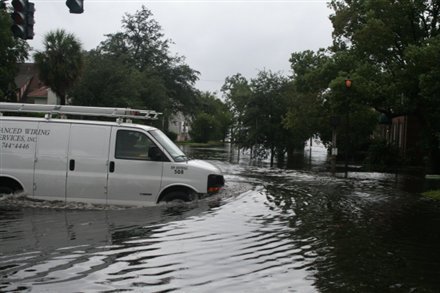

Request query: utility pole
[{"left": 344, "top": 78, "right": 352, "bottom": 178}]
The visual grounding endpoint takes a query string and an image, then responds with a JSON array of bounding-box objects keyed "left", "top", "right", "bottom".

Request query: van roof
[
  {"left": 0, "top": 103, "right": 161, "bottom": 120},
  {"left": 0, "top": 116, "right": 158, "bottom": 131}
]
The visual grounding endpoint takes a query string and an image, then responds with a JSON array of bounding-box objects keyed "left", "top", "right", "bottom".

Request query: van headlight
[{"left": 207, "top": 174, "right": 224, "bottom": 193}]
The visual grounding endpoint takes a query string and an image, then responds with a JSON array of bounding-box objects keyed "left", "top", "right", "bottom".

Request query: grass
[{"left": 421, "top": 190, "right": 440, "bottom": 200}]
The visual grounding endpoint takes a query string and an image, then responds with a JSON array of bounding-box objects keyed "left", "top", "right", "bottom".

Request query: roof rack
[{"left": 0, "top": 103, "right": 161, "bottom": 121}]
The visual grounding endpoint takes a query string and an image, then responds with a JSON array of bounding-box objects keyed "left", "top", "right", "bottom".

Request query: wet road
[{"left": 1, "top": 144, "right": 440, "bottom": 292}]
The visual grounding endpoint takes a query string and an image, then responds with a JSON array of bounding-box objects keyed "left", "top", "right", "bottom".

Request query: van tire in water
[
  {"left": 0, "top": 178, "right": 23, "bottom": 195},
  {"left": 161, "top": 190, "right": 192, "bottom": 202},
  {"left": 0, "top": 187, "right": 14, "bottom": 195}
]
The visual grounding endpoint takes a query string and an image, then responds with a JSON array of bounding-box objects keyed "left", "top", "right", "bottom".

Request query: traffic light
[
  {"left": 11, "top": 0, "right": 35, "bottom": 40},
  {"left": 66, "top": 0, "right": 83, "bottom": 14}
]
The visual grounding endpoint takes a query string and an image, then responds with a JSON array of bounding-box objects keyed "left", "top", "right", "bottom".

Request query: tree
[
  {"left": 99, "top": 7, "right": 170, "bottom": 71},
  {"left": 222, "top": 71, "right": 291, "bottom": 165},
  {"left": 284, "top": 89, "right": 323, "bottom": 150},
  {"left": 329, "top": 0, "right": 440, "bottom": 167},
  {"left": 221, "top": 73, "right": 252, "bottom": 143},
  {"left": 190, "top": 113, "right": 218, "bottom": 143},
  {"left": 99, "top": 6, "right": 199, "bottom": 127},
  {"left": 249, "top": 71, "right": 290, "bottom": 163},
  {"left": 285, "top": 50, "right": 334, "bottom": 147},
  {"left": 0, "top": 8, "right": 30, "bottom": 100},
  {"left": 34, "top": 29, "right": 83, "bottom": 105},
  {"left": 285, "top": 45, "right": 381, "bottom": 162},
  {"left": 70, "top": 50, "right": 144, "bottom": 108},
  {"left": 189, "top": 92, "right": 232, "bottom": 143}
]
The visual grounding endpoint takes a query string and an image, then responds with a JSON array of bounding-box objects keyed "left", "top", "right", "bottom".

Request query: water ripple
[
  {"left": 1, "top": 184, "right": 319, "bottom": 292},
  {"left": 1, "top": 157, "right": 440, "bottom": 292}
]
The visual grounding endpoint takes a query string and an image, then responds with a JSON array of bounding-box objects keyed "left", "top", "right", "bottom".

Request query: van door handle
[
  {"left": 109, "top": 161, "right": 115, "bottom": 173},
  {"left": 69, "top": 159, "right": 75, "bottom": 171}
]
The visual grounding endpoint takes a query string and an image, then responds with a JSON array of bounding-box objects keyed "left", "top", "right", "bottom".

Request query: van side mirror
[{"left": 148, "top": 146, "right": 165, "bottom": 161}]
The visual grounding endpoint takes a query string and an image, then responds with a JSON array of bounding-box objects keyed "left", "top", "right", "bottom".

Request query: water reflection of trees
[{"left": 264, "top": 174, "right": 440, "bottom": 292}]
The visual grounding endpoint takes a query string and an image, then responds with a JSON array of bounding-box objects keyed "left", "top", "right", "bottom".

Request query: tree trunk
[
  {"left": 286, "top": 146, "right": 294, "bottom": 168},
  {"left": 270, "top": 147, "right": 274, "bottom": 167}
]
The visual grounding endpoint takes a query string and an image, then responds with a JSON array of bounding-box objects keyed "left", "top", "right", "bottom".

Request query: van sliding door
[
  {"left": 66, "top": 124, "right": 111, "bottom": 204},
  {"left": 34, "top": 122, "right": 70, "bottom": 201}
]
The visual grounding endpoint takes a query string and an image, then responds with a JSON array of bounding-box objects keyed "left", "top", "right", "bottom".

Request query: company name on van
[
  {"left": 0, "top": 127, "right": 51, "bottom": 150},
  {"left": 0, "top": 127, "right": 51, "bottom": 136}
]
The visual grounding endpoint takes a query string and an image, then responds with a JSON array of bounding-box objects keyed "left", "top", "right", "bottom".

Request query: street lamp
[{"left": 344, "top": 77, "right": 352, "bottom": 178}]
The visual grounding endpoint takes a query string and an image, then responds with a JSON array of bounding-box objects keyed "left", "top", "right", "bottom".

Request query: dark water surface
[{"left": 1, "top": 144, "right": 440, "bottom": 292}]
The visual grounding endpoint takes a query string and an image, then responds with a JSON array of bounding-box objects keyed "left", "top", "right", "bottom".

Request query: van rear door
[{"left": 66, "top": 124, "right": 111, "bottom": 204}]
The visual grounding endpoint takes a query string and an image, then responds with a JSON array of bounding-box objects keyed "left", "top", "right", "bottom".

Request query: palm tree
[{"left": 34, "top": 29, "right": 83, "bottom": 105}]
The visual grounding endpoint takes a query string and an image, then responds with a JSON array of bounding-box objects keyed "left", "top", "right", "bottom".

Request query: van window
[
  {"left": 115, "top": 130, "right": 164, "bottom": 161},
  {"left": 149, "top": 129, "right": 187, "bottom": 162}
]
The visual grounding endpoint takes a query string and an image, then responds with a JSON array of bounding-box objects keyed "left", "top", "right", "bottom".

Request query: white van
[{"left": 0, "top": 103, "right": 224, "bottom": 206}]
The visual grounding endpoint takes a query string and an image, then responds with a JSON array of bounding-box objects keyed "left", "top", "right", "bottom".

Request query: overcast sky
[{"left": 27, "top": 0, "right": 333, "bottom": 95}]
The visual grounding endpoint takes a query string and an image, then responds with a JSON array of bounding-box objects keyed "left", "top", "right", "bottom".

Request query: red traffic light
[
  {"left": 11, "top": 11, "right": 26, "bottom": 24},
  {"left": 12, "top": 0, "right": 26, "bottom": 11}
]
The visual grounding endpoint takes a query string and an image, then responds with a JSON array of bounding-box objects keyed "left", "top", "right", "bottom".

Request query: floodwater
[{"left": 1, "top": 143, "right": 440, "bottom": 292}]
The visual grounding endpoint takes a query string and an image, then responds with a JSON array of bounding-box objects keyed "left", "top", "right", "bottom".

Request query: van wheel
[
  {"left": 162, "top": 190, "right": 191, "bottom": 203},
  {"left": 0, "top": 186, "right": 14, "bottom": 195}
]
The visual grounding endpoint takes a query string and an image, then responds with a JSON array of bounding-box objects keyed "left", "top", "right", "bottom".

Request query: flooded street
[{"left": 1, "top": 144, "right": 440, "bottom": 292}]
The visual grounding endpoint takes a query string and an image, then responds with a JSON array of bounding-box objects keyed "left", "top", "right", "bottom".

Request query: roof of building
[
  {"left": 27, "top": 86, "right": 49, "bottom": 98},
  {"left": 14, "top": 63, "right": 38, "bottom": 89},
  {"left": 14, "top": 63, "right": 48, "bottom": 102}
]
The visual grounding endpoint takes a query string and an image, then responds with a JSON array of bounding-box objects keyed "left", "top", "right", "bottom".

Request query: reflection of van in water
[{"left": 0, "top": 103, "right": 224, "bottom": 206}]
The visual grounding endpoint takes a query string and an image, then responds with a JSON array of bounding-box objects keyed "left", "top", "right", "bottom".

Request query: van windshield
[{"left": 149, "top": 129, "right": 187, "bottom": 162}]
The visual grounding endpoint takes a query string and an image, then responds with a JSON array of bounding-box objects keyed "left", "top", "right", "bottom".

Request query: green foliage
[
  {"left": 217, "top": 1, "right": 440, "bottom": 168},
  {"left": 34, "top": 29, "right": 83, "bottom": 105},
  {"left": 277, "top": 0, "right": 440, "bottom": 167},
  {"left": 326, "top": 0, "right": 440, "bottom": 165},
  {"left": 222, "top": 70, "right": 292, "bottom": 161},
  {"left": 285, "top": 50, "right": 335, "bottom": 148},
  {"left": 190, "top": 112, "right": 218, "bottom": 143},
  {"left": 289, "top": 49, "right": 333, "bottom": 93},
  {"left": 165, "top": 131, "right": 178, "bottom": 142},
  {"left": 284, "top": 90, "right": 323, "bottom": 149},
  {"left": 0, "top": 9, "right": 30, "bottom": 100},
  {"left": 405, "top": 36, "right": 440, "bottom": 132},
  {"left": 365, "top": 139, "right": 401, "bottom": 170},
  {"left": 100, "top": 7, "right": 170, "bottom": 71},
  {"left": 222, "top": 73, "right": 252, "bottom": 143},
  {"left": 69, "top": 6, "right": 200, "bottom": 131},
  {"left": 286, "top": 49, "right": 378, "bottom": 159},
  {"left": 189, "top": 92, "right": 232, "bottom": 143},
  {"left": 329, "top": 0, "right": 440, "bottom": 118},
  {"left": 250, "top": 71, "right": 291, "bottom": 155},
  {"left": 70, "top": 51, "right": 143, "bottom": 108},
  {"left": 421, "top": 190, "right": 440, "bottom": 200},
  {"left": 96, "top": 5, "right": 199, "bottom": 123}
]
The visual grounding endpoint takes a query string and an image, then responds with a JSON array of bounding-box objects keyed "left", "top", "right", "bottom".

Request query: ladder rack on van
[{"left": 0, "top": 102, "right": 161, "bottom": 121}]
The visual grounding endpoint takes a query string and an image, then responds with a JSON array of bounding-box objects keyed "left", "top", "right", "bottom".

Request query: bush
[
  {"left": 165, "top": 131, "right": 178, "bottom": 142},
  {"left": 365, "top": 139, "right": 401, "bottom": 170},
  {"left": 189, "top": 113, "right": 220, "bottom": 143}
]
